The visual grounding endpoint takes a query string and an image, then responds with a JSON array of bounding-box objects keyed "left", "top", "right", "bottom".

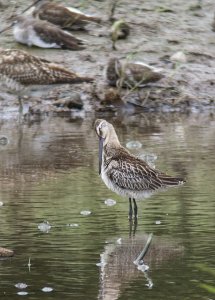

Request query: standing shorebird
[
  {"left": 0, "top": 48, "right": 93, "bottom": 111},
  {"left": 95, "top": 119, "right": 185, "bottom": 220},
  {"left": 23, "top": 0, "right": 101, "bottom": 30},
  {"left": 0, "top": 16, "right": 85, "bottom": 50},
  {"left": 106, "top": 58, "right": 164, "bottom": 88}
]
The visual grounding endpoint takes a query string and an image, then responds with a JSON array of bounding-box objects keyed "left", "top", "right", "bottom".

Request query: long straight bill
[
  {"left": 0, "top": 24, "right": 12, "bottom": 34},
  {"left": 22, "top": 0, "right": 41, "bottom": 13},
  {"left": 99, "top": 137, "right": 104, "bottom": 175}
]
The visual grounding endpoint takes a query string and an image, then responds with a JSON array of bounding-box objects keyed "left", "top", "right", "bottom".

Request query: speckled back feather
[
  {"left": 33, "top": 2, "right": 101, "bottom": 29},
  {"left": 16, "top": 16, "right": 85, "bottom": 50},
  {"left": 104, "top": 145, "right": 184, "bottom": 194},
  {"left": 0, "top": 49, "right": 93, "bottom": 86},
  {"left": 95, "top": 119, "right": 185, "bottom": 200}
]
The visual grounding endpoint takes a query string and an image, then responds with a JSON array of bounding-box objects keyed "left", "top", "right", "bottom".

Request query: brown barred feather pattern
[
  {"left": 12, "top": 16, "right": 85, "bottom": 50},
  {"left": 95, "top": 119, "right": 185, "bottom": 219},
  {"left": 0, "top": 48, "right": 93, "bottom": 88},
  {"left": 103, "top": 144, "right": 184, "bottom": 196},
  {"left": 33, "top": 1, "right": 102, "bottom": 29}
]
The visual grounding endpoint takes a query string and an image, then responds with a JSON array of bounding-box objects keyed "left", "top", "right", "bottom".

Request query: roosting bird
[
  {"left": 0, "top": 16, "right": 85, "bottom": 50},
  {"left": 0, "top": 48, "right": 93, "bottom": 111},
  {"left": 105, "top": 57, "right": 164, "bottom": 88},
  {"left": 23, "top": 0, "right": 102, "bottom": 30},
  {"left": 95, "top": 119, "right": 185, "bottom": 220}
]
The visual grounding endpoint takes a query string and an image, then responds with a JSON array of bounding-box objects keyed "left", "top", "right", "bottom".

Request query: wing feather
[
  {"left": 106, "top": 153, "right": 183, "bottom": 192},
  {"left": 33, "top": 20, "right": 85, "bottom": 50}
]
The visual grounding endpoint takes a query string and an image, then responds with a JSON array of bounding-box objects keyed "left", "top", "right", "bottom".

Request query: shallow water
[{"left": 0, "top": 113, "right": 214, "bottom": 300}]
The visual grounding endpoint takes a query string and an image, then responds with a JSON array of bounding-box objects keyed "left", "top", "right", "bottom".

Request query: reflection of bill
[{"left": 97, "top": 234, "right": 184, "bottom": 300}]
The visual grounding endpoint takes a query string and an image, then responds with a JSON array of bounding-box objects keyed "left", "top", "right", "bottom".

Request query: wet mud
[{"left": 0, "top": 0, "right": 214, "bottom": 116}]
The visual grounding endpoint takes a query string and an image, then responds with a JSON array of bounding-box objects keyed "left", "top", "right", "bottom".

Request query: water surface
[{"left": 0, "top": 113, "right": 214, "bottom": 299}]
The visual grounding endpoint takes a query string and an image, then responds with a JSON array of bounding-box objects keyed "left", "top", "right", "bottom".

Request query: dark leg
[
  {"left": 129, "top": 218, "right": 132, "bottom": 237},
  {"left": 133, "top": 198, "right": 138, "bottom": 219},
  {"left": 133, "top": 217, "right": 137, "bottom": 236},
  {"left": 129, "top": 213, "right": 138, "bottom": 237},
  {"left": 128, "top": 198, "right": 133, "bottom": 220},
  {"left": 18, "top": 96, "right": 23, "bottom": 115}
]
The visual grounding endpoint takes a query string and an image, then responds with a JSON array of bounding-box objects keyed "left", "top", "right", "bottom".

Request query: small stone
[
  {"left": 126, "top": 141, "right": 142, "bottom": 149},
  {"left": 17, "top": 291, "right": 28, "bottom": 296},
  {"left": 38, "top": 221, "right": 51, "bottom": 233},
  {"left": 15, "top": 283, "right": 28, "bottom": 289},
  {"left": 117, "top": 238, "right": 122, "bottom": 244},
  {"left": 0, "top": 201, "right": 4, "bottom": 206},
  {"left": 155, "top": 220, "right": 161, "bottom": 225},
  {"left": 67, "top": 223, "right": 79, "bottom": 227},
  {"left": 170, "top": 51, "right": 187, "bottom": 63},
  {"left": 0, "top": 136, "right": 8, "bottom": 146},
  {"left": 96, "top": 262, "right": 102, "bottom": 267},
  {"left": 0, "top": 247, "right": 14, "bottom": 257},
  {"left": 80, "top": 210, "right": 91, "bottom": 216},
  {"left": 41, "top": 287, "right": 53, "bottom": 292},
  {"left": 53, "top": 93, "right": 83, "bottom": 110},
  {"left": 104, "top": 199, "right": 116, "bottom": 206}
]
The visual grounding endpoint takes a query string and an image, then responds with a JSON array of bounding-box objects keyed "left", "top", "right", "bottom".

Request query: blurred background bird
[
  {"left": 105, "top": 57, "right": 164, "bottom": 88},
  {"left": 0, "top": 48, "right": 93, "bottom": 112},
  {"left": 23, "top": 0, "right": 102, "bottom": 30},
  {"left": 0, "top": 15, "right": 86, "bottom": 50}
]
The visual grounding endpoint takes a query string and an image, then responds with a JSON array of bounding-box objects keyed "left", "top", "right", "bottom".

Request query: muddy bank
[{"left": 0, "top": 0, "right": 214, "bottom": 115}]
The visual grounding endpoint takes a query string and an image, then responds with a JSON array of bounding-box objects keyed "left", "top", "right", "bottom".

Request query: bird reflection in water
[{"left": 97, "top": 234, "right": 183, "bottom": 300}]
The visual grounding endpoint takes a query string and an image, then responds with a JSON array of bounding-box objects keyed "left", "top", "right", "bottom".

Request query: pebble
[
  {"left": 38, "top": 221, "right": 51, "bottom": 233},
  {"left": 126, "top": 141, "right": 142, "bottom": 149},
  {"left": 0, "top": 136, "right": 8, "bottom": 146},
  {"left": 80, "top": 210, "right": 91, "bottom": 216},
  {"left": 67, "top": 223, "right": 79, "bottom": 227},
  {"left": 104, "top": 199, "right": 116, "bottom": 206},
  {"left": 15, "top": 283, "right": 28, "bottom": 289},
  {"left": 17, "top": 291, "right": 28, "bottom": 296},
  {"left": 41, "top": 287, "right": 53, "bottom": 293},
  {"left": 170, "top": 51, "right": 187, "bottom": 63}
]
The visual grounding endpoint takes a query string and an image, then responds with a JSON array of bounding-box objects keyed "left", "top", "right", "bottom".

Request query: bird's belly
[
  {"left": 0, "top": 74, "right": 23, "bottom": 93},
  {"left": 101, "top": 170, "right": 153, "bottom": 200},
  {"left": 13, "top": 26, "right": 60, "bottom": 48},
  {"left": 13, "top": 26, "right": 30, "bottom": 45},
  {"left": 28, "top": 30, "right": 60, "bottom": 48}
]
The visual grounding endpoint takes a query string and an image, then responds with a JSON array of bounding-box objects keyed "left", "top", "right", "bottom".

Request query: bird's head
[
  {"left": 95, "top": 119, "right": 120, "bottom": 174},
  {"left": 95, "top": 119, "right": 110, "bottom": 140},
  {"left": 105, "top": 57, "right": 122, "bottom": 86}
]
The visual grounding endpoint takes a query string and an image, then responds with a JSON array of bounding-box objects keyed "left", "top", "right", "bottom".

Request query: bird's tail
[
  {"left": 159, "top": 174, "right": 186, "bottom": 187},
  {"left": 46, "top": 64, "right": 93, "bottom": 84},
  {"left": 85, "top": 16, "right": 102, "bottom": 24},
  {"left": 68, "top": 76, "right": 94, "bottom": 83},
  {"left": 60, "top": 31, "right": 86, "bottom": 50}
]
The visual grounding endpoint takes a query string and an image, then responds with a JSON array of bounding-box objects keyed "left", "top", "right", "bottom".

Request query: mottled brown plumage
[
  {"left": 0, "top": 48, "right": 93, "bottom": 87},
  {"left": 106, "top": 58, "right": 164, "bottom": 88},
  {"left": 12, "top": 16, "right": 85, "bottom": 50},
  {"left": 30, "top": 0, "right": 101, "bottom": 30},
  {"left": 95, "top": 119, "right": 185, "bottom": 219}
]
